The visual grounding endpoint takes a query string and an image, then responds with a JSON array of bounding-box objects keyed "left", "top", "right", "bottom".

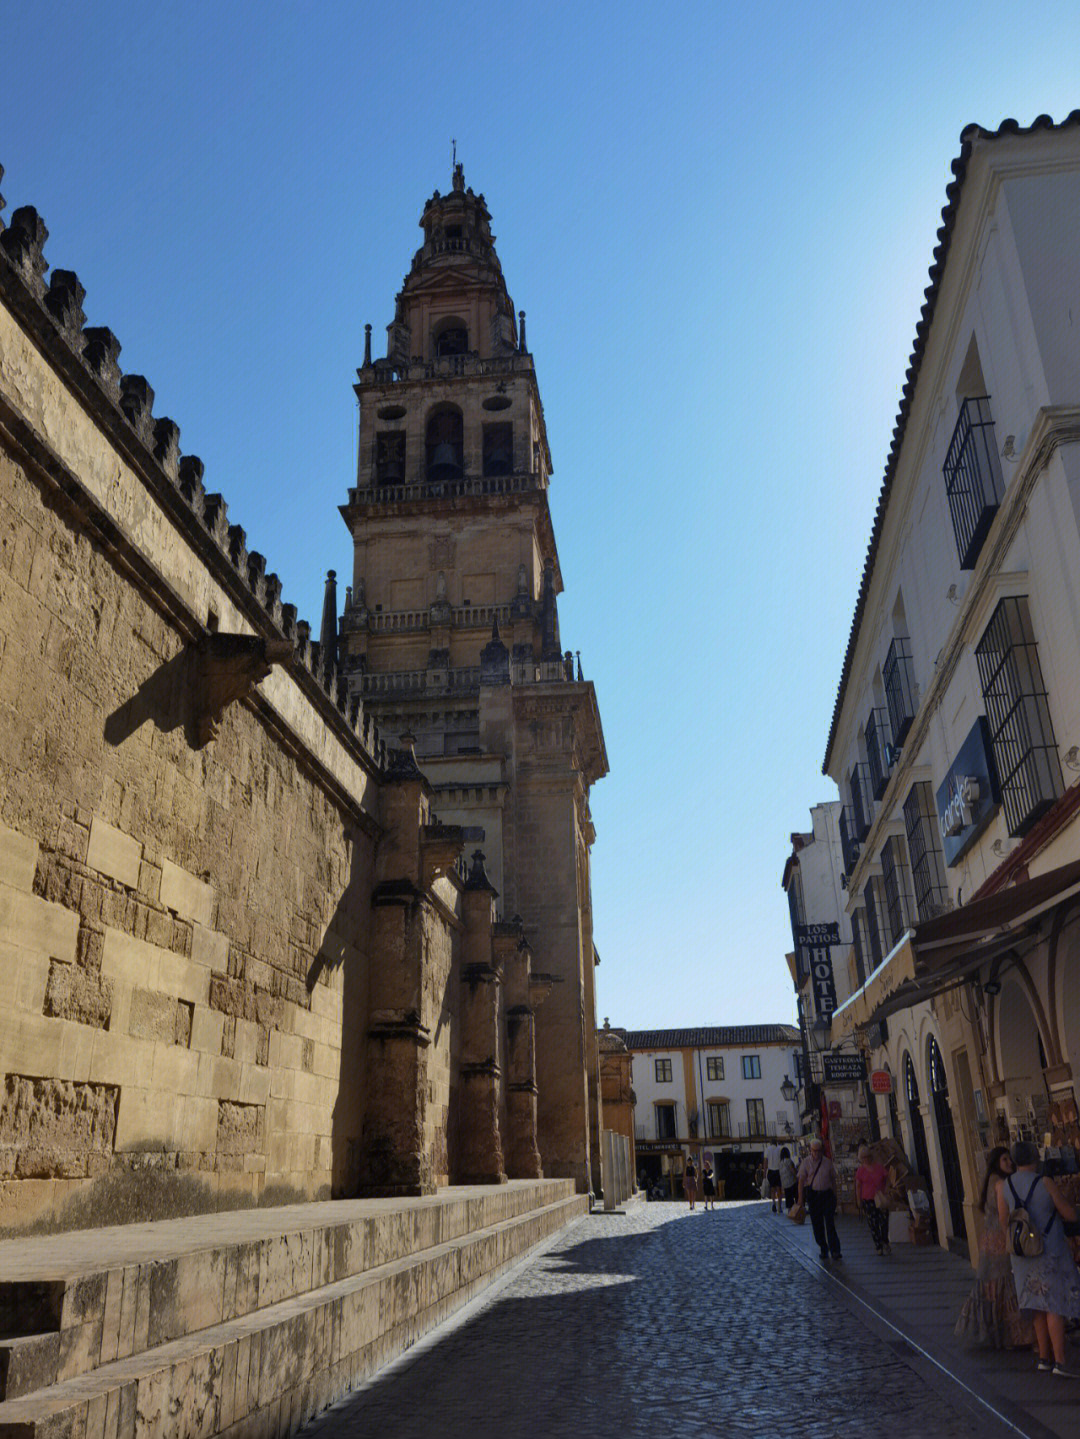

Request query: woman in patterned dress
[
  {"left": 955, "top": 1147, "right": 1033, "bottom": 1349},
  {"left": 996, "top": 1141, "right": 1080, "bottom": 1376}
]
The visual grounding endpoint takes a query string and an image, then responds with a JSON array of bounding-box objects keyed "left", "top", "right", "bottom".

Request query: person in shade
[
  {"left": 797, "top": 1136, "right": 842, "bottom": 1261},
  {"left": 955, "top": 1146, "right": 1034, "bottom": 1350},
  {"left": 701, "top": 1158, "right": 717, "bottom": 1211},
  {"left": 997, "top": 1140, "right": 1080, "bottom": 1377},
  {"left": 764, "top": 1138, "right": 784, "bottom": 1214},
  {"left": 854, "top": 1145, "right": 891, "bottom": 1256},
  {"left": 778, "top": 1147, "right": 798, "bottom": 1212},
  {"left": 684, "top": 1154, "right": 698, "bottom": 1211}
]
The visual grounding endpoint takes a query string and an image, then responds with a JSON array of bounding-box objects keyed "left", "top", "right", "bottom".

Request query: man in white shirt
[{"left": 764, "top": 1140, "right": 784, "bottom": 1213}]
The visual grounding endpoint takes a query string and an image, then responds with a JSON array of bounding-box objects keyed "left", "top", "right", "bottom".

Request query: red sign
[
  {"left": 870, "top": 1070, "right": 893, "bottom": 1094},
  {"left": 828, "top": 1100, "right": 842, "bottom": 1119}
]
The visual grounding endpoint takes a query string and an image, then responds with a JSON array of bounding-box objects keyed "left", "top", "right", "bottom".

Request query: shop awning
[{"left": 832, "top": 856, "right": 1080, "bottom": 1039}]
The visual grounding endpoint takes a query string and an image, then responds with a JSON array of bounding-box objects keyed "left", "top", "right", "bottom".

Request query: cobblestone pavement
[{"left": 303, "top": 1201, "right": 1009, "bottom": 1439}]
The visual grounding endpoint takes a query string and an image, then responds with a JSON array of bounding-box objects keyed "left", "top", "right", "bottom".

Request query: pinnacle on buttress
[
  {"left": 465, "top": 849, "right": 498, "bottom": 893},
  {"left": 319, "top": 570, "right": 338, "bottom": 680}
]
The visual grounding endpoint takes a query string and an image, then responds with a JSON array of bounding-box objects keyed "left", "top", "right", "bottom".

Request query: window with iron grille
[
  {"left": 707, "top": 1101, "right": 730, "bottom": 1138},
  {"left": 865, "top": 708, "right": 892, "bottom": 800},
  {"left": 880, "top": 835, "right": 913, "bottom": 947},
  {"left": 904, "top": 782, "right": 950, "bottom": 919},
  {"left": 706, "top": 1057, "right": 724, "bottom": 1081},
  {"left": 943, "top": 396, "right": 1005, "bottom": 569},
  {"left": 849, "top": 763, "right": 873, "bottom": 841},
  {"left": 852, "top": 909, "right": 868, "bottom": 986},
  {"left": 655, "top": 1058, "right": 672, "bottom": 1083},
  {"left": 884, "top": 636, "right": 916, "bottom": 745},
  {"left": 839, "top": 806, "right": 861, "bottom": 872},
  {"left": 862, "top": 876, "right": 885, "bottom": 970},
  {"left": 975, "top": 597, "right": 1064, "bottom": 836}
]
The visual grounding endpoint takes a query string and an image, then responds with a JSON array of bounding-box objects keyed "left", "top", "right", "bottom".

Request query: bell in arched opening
[{"left": 426, "top": 406, "right": 464, "bottom": 482}]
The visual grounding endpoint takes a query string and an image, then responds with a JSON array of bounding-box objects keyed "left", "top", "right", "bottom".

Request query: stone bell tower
[{"left": 339, "top": 165, "right": 608, "bottom": 1191}]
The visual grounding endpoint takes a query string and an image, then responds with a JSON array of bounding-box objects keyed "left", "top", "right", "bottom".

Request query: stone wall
[{"left": 0, "top": 199, "right": 389, "bottom": 1233}]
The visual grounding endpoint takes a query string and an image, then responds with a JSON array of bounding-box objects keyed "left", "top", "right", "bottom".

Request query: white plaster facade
[{"left": 820, "top": 118, "right": 1080, "bottom": 1256}]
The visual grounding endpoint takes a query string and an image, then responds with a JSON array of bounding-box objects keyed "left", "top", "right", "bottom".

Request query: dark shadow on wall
[{"left": 103, "top": 647, "right": 194, "bottom": 748}]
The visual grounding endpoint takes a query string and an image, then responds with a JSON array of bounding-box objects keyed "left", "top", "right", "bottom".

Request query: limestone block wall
[{"left": 0, "top": 202, "right": 389, "bottom": 1234}]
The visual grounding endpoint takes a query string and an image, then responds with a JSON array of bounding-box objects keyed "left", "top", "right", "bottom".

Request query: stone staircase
[{"left": 0, "top": 1180, "right": 584, "bottom": 1437}]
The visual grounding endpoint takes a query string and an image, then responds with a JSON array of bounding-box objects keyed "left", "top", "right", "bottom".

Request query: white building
[
  {"left": 619, "top": 1026, "right": 801, "bottom": 1199},
  {"left": 821, "top": 115, "right": 1080, "bottom": 1257}
]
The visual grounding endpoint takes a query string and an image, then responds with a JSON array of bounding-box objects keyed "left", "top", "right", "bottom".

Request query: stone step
[
  {"left": 0, "top": 1179, "right": 575, "bottom": 1391},
  {"left": 0, "top": 1336, "right": 61, "bottom": 1402},
  {"left": 0, "top": 1191, "right": 585, "bottom": 1438}
]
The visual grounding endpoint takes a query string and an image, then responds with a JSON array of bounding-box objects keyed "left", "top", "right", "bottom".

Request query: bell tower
[{"left": 339, "top": 167, "right": 608, "bottom": 1191}]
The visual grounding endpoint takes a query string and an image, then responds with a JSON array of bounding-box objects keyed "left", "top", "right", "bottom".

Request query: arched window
[
  {"left": 426, "top": 406, "right": 464, "bottom": 481},
  {"left": 482, "top": 422, "right": 513, "bottom": 477},
  {"left": 434, "top": 319, "right": 469, "bottom": 358}
]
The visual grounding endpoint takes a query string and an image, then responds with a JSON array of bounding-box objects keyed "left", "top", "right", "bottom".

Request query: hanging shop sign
[
  {"left": 796, "top": 923, "right": 839, "bottom": 1018},
  {"left": 870, "top": 1070, "right": 893, "bottom": 1094},
  {"left": 936, "top": 717, "right": 1000, "bottom": 866},
  {"left": 823, "top": 1053, "right": 868, "bottom": 1084}
]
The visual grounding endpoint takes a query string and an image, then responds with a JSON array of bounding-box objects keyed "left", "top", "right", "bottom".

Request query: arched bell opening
[
  {"left": 433, "top": 317, "right": 469, "bottom": 358},
  {"left": 426, "top": 405, "right": 464, "bottom": 482}
]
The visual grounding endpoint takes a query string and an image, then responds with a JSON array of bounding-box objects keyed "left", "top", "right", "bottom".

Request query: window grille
[
  {"left": 849, "top": 763, "right": 874, "bottom": 841},
  {"left": 880, "top": 834, "right": 913, "bottom": 947},
  {"left": 904, "top": 782, "right": 949, "bottom": 919},
  {"left": 839, "top": 806, "right": 861, "bottom": 872},
  {"left": 865, "top": 707, "right": 892, "bottom": 799},
  {"left": 884, "top": 636, "right": 916, "bottom": 746},
  {"left": 975, "top": 597, "right": 1064, "bottom": 836},
  {"left": 862, "top": 876, "right": 885, "bottom": 970},
  {"left": 852, "top": 909, "right": 868, "bottom": 985},
  {"left": 943, "top": 396, "right": 1005, "bottom": 569},
  {"left": 707, "top": 1102, "right": 730, "bottom": 1138}
]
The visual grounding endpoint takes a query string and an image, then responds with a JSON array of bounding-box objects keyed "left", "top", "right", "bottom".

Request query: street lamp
[
  {"left": 780, "top": 1077, "right": 797, "bottom": 1102},
  {"left": 808, "top": 1016, "right": 832, "bottom": 1053}
]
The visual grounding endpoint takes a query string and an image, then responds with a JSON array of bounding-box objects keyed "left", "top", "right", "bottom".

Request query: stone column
[
  {"left": 457, "top": 853, "right": 507, "bottom": 1185},
  {"left": 497, "top": 921, "right": 542, "bottom": 1179},
  {"left": 359, "top": 747, "right": 461, "bottom": 1196}
]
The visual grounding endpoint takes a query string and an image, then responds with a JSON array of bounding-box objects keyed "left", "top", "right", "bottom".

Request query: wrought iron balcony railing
[
  {"left": 883, "top": 635, "right": 916, "bottom": 747},
  {"left": 839, "top": 805, "right": 861, "bottom": 873},
  {"left": 849, "top": 763, "right": 874, "bottom": 842},
  {"left": 865, "top": 707, "right": 892, "bottom": 800},
  {"left": 944, "top": 395, "right": 1005, "bottom": 570}
]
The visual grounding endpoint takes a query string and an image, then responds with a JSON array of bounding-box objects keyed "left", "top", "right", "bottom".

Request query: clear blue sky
[{"left": 3, "top": 2, "right": 1078, "bottom": 1029}]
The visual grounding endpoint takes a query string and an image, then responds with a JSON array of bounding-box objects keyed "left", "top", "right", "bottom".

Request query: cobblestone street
[{"left": 302, "top": 1201, "right": 1023, "bottom": 1439}]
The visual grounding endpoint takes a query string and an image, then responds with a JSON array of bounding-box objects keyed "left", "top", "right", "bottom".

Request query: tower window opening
[
  {"left": 445, "top": 225, "right": 462, "bottom": 240},
  {"left": 434, "top": 322, "right": 469, "bottom": 358},
  {"left": 483, "top": 422, "right": 513, "bottom": 477},
  {"left": 375, "top": 431, "right": 406, "bottom": 485},
  {"left": 426, "top": 406, "right": 464, "bottom": 481}
]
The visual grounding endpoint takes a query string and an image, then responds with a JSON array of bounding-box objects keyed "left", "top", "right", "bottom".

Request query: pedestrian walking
[
  {"left": 701, "top": 1159, "right": 716, "bottom": 1210},
  {"left": 854, "top": 1144, "right": 891, "bottom": 1255},
  {"left": 764, "top": 1139, "right": 784, "bottom": 1213},
  {"left": 996, "top": 1140, "right": 1080, "bottom": 1377},
  {"left": 684, "top": 1156, "right": 698, "bottom": 1211},
  {"left": 955, "top": 1146, "right": 1034, "bottom": 1350},
  {"left": 778, "top": 1147, "right": 798, "bottom": 1213},
  {"left": 797, "top": 1136, "right": 842, "bottom": 1262}
]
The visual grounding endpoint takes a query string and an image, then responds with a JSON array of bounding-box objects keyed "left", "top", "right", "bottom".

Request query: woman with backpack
[
  {"left": 955, "top": 1147, "right": 1033, "bottom": 1348},
  {"left": 996, "top": 1140, "right": 1080, "bottom": 1377}
]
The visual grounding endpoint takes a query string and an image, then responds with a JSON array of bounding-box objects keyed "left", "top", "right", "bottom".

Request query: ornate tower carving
[{"left": 339, "top": 169, "right": 608, "bottom": 1190}]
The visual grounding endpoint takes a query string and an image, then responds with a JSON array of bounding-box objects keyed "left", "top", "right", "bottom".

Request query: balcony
[
  {"left": 849, "top": 763, "right": 874, "bottom": 842},
  {"left": 356, "top": 351, "right": 536, "bottom": 387},
  {"left": 883, "top": 636, "right": 916, "bottom": 747},
  {"left": 839, "top": 806, "right": 861, "bottom": 873},
  {"left": 865, "top": 707, "right": 892, "bottom": 800},
  {"left": 944, "top": 396, "right": 1005, "bottom": 570},
  {"left": 346, "top": 470, "right": 544, "bottom": 508}
]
